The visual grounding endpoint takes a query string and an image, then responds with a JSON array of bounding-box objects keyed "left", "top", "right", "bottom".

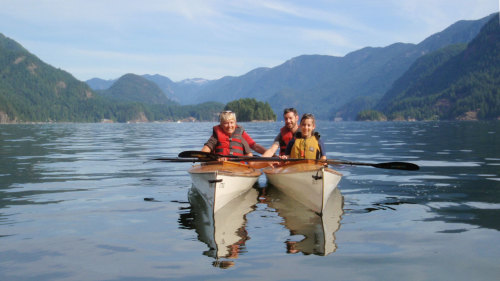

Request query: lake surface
[{"left": 1, "top": 121, "right": 499, "bottom": 281}]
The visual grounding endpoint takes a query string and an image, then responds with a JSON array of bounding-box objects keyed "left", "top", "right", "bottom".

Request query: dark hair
[
  {"left": 300, "top": 113, "right": 315, "bottom": 125},
  {"left": 283, "top": 108, "right": 298, "bottom": 116}
]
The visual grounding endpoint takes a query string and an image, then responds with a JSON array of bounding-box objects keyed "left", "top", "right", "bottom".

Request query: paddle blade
[
  {"left": 178, "top": 150, "right": 218, "bottom": 160},
  {"left": 152, "top": 157, "right": 204, "bottom": 162},
  {"left": 373, "top": 162, "right": 420, "bottom": 171}
]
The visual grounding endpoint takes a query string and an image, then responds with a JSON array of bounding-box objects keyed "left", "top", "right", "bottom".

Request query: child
[{"left": 282, "top": 113, "right": 326, "bottom": 160}]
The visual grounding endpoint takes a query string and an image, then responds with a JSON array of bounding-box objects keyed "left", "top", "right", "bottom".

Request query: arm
[
  {"left": 250, "top": 143, "right": 267, "bottom": 155},
  {"left": 242, "top": 131, "right": 266, "bottom": 155},
  {"left": 202, "top": 135, "right": 217, "bottom": 153},
  {"left": 261, "top": 142, "right": 279, "bottom": 157},
  {"left": 318, "top": 139, "right": 327, "bottom": 160},
  {"left": 261, "top": 133, "right": 281, "bottom": 157}
]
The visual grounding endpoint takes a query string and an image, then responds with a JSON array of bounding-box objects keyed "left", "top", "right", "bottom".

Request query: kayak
[
  {"left": 188, "top": 161, "right": 261, "bottom": 213},
  {"left": 264, "top": 186, "right": 343, "bottom": 256},
  {"left": 187, "top": 187, "right": 258, "bottom": 263},
  {"left": 263, "top": 160, "right": 342, "bottom": 215}
]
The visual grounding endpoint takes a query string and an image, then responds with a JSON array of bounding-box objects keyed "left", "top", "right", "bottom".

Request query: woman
[
  {"left": 202, "top": 111, "right": 253, "bottom": 157},
  {"left": 202, "top": 111, "right": 271, "bottom": 168}
]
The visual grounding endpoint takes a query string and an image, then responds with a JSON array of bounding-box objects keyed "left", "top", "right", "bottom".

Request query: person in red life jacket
[
  {"left": 282, "top": 113, "right": 327, "bottom": 160},
  {"left": 201, "top": 111, "right": 267, "bottom": 158},
  {"left": 262, "top": 108, "right": 299, "bottom": 157}
]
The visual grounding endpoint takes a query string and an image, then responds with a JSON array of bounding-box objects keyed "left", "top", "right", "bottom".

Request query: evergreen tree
[{"left": 224, "top": 98, "right": 276, "bottom": 121}]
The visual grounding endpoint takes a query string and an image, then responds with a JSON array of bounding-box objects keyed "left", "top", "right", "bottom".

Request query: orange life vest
[{"left": 213, "top": 125, "right": 248, "bottom": 156}]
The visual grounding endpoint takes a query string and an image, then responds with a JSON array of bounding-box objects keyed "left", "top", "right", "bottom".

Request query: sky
[{"left": 0, "top": 0, "right": 498, "bottom": 82}]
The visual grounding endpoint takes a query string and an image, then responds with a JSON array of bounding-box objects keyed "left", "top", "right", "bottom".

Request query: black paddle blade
[
  {"left": 178, "top": 150, "right": 218, "bottom": 160},
  {"left": 152, "top": 157, "right": 203, "bottom": 162},
  {"left": 373, "top": 162, "right": 420, "bottom": 171}
]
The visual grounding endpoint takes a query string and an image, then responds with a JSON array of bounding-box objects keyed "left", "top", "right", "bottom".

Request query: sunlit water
[{"left": 1, "top": 121, "right": 499, "bottom": 281}]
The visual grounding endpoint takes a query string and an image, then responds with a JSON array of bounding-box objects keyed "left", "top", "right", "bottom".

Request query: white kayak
[
  {"left": 188, "top": 161, "right": 261, "bottom": 213},
  {"left": 263, "top": 160, "right": 342, "bottom": 215}
]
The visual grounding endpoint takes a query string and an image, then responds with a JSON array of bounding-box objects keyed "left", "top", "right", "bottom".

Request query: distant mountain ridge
[
  {"left": 0, "top": 33, "right": 97, "bottom": 122},
  {"left": 1, "top": 13, "right": 495, "bottom": 123},
  {"left": 98, "top": 73, "right": 174, "bottom": 105},
  {"left": 86, "top": 13, "right": 495, "bottom": 120},
  {"left": 376, "top": 14, "right": 500, "bottom": 120},
  {"left": 0, "top": 34, "right": 224, "bottom": 123},
  {"left": 86, "top": 77, "right": 116, "bottom": 90}
]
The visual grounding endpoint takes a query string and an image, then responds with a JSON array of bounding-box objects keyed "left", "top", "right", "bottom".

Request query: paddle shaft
[{"left": 160, "top": 151, "right": 420, "bottom": 171}]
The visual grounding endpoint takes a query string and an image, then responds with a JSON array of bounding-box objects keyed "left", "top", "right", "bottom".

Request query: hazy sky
[{"left": 1, "top": 0, "right": 498, "bottom": 82}]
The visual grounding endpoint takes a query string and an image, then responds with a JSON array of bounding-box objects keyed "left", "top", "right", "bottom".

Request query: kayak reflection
[
  {"left": 263, "top": 187, "right": 344, "bottom": 256},
  {"left": 185, "top": 187, "right": 258, "bottom": 268}
]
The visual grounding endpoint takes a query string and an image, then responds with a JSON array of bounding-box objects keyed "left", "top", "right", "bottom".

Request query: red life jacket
[
  {"left": 279, "top": 126, "right": 294, "bottom": 156},
  {"left": 213, "top": 125, "right": 247, "bottom": 156}
]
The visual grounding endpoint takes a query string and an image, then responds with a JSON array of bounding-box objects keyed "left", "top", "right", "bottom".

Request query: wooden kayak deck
[
  {"left": 189, "top": 161, "right": 262, "bottom": 177},
  {"left": 263, "top": 160, "right": 342, "bottom": 177}
]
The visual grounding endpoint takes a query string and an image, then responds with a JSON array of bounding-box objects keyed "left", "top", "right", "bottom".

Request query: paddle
[
  {"left": 174, "top": 150, "right": 419, "bottom": 171},
  {"left": 152, "top": 157, "right": 209, "bottom": 162},
  {"left": 323, "top": 160, "right": 419, "bottom": 171},
  {"left": 178, "top": 150, "right": 235, "bottom": 159},
  {"left": 152, "top": 150, "right": 219, "bottom": 162}
]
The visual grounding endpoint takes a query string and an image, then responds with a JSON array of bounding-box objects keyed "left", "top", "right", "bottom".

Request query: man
[{"left": 262, "top": 108, "right": 299, "bottom": 157}]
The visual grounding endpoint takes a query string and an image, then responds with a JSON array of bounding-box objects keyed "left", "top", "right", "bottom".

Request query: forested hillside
[
  {"left": 0, "top": 34, "right": 227, "bottom": 123},
  {"left": 2, "top": 13, "right": 497, "bottom": 123},
  {"left": 224, "top": 98, "right": 276, "bottom": 122},
  {"left": 98, "top": 74, "right": 174, "bottom": 105},
  {"left": 0, "top": 33, "right": 100, "bottom": 122},
  {"left": 88, "top": 13, "right": 494, "bottom": 120},
  {"left": 376, "top": 14, "right": 500, "bottom": 121}
]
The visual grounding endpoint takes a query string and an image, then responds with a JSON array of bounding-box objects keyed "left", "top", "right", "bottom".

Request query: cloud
[
  {"left": 392, "top": 0, "right": 499, "bottom": 32},
  {"left": 1, "top": 0, "right": 497, "bottom": 81},
  {"left": 299, "top": 29, "right": 354, "bottom": 52}
]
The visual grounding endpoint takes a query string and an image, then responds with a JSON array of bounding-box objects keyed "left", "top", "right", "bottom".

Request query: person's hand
[
  {"left": 279, "top": 155, "right": 288, "bottom": 159},
  {"left": 218, "top": 157, "right": 227, "bottom": 162},
  {"left": 268, "top": 161, "right": 280, "bottom": 168}
]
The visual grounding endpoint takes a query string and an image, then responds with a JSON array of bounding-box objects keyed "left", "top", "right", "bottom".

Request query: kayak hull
[
  {"left": 264, "top": 160, "right": 342, "bottom": 215},
  {"left": 189, "top": 161, "right": 261, "bottom": 213}
]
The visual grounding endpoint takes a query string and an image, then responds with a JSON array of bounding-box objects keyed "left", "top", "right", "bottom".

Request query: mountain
[
  {"left": 376, "top": 14, "right": 500, "bottom": 121},
  {"left": 98, "top": 73, "right": 174, "bottom": 105},
  {"left": 87, "top": 74, "right": 211, "bottom": 104},
  {"left": 86, "top": 77, "right": 116, "bottom": 90},
  {"left": 141, "top": 74, "right": 176, "bottom": 100},
  {"left": 376, "top": 43, "right": 467, "bottom": 110},
  {"left": 334, "top": 96, "right": 379, "bottom": 121},
  {"left": 0, "top": 33, "right": 100, "bottom": 122},
  {"left": 0, "top": 34, "right": 223, "bottom": 123},
  {"left": 188, "top": 14, "right": 494, "bottom": 119},
  {"left": 90, "top": 13, "right": 493, "bottom": 120},
  {"left": 142, "top": 74, "right": 211, "bottom": 104}
]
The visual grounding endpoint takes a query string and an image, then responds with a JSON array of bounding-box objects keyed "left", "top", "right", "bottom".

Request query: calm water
[{"left": 1, "top": 121, "right": 499, "bottom": 281}]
